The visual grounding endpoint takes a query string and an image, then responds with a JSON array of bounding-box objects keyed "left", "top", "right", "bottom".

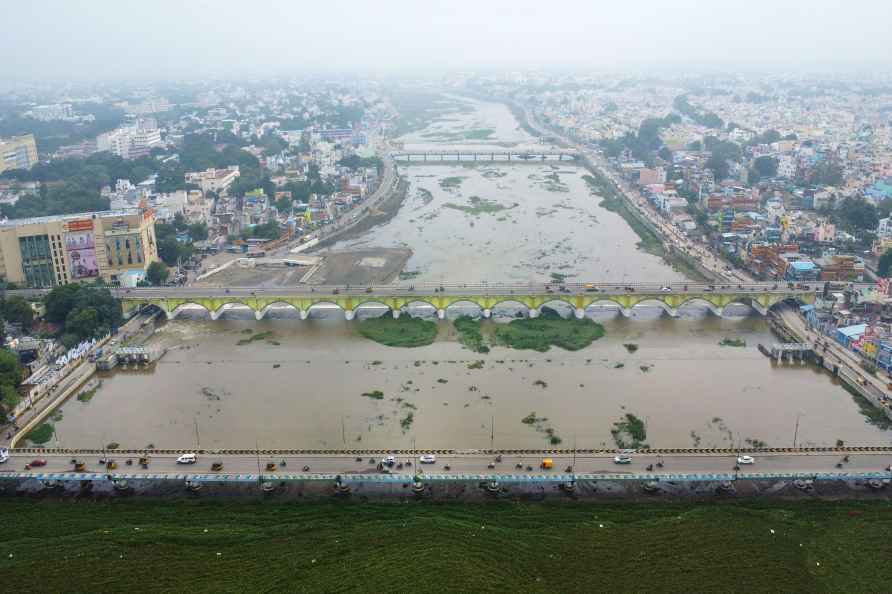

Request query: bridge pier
[
  {"left": 345, "top": 309, "right": 355, "bottom": 321},
  {"left": 392, "top": 309, "right": 401, "bottom": 319},
  {"left": 574, "top": 308, "right": 585, "bottom": 319},
  {"left": 667, "top": 308, "right": 680, "bottom": 318},
  {"left": 210, "top": 309, "right": 222, "bottom": 321},
  {"left": 482, "top": 308, "right": 492, "bottom": 319},
  {"left": 528, "top": 308, "right": 540, "bottom": 319},
  {"left": 437, "top": 309, "right": 446, "bottom": 320},
  {"left": 299, "top": 309, "right": 309, "bottom": 320},
  {"left": 254, "top": 309, "right": 264, "bottom": 321}
]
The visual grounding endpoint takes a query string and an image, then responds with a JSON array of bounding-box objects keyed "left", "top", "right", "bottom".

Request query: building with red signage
[{"left": 0, "top": 209, "right": 159, "bottom": 287}]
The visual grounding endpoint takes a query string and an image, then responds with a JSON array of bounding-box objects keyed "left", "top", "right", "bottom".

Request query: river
[
  {"left": 47, "top": 315, "right": 891, "bottom": 450},
  {"left": 328, "top": 94, "right": 683, "bottom": 284},
  {"left": 37, "top": 93, "right": 892, "bottom": 450}
]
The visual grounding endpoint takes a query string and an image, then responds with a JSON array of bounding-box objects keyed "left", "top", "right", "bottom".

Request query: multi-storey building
[
  {"left": 96, "top": 125, "right": 161, "bottom": 160},
  {"left": 185, "top": 166, "right": 240, "bottom": 195},
  {"left": 0, "top": 134, "right": 39, "bottom": 173},
  {"left": 0, "top": 209, "right": 159, "bottom": 287}
]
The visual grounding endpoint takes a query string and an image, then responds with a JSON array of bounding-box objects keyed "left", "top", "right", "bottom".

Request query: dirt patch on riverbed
[{"left": 305, "top": 248, "right": 412, "bottom": 285}]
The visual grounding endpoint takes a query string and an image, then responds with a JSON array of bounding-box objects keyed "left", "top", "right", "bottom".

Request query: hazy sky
[{"left": 4, "top": 0, "right": 891, "bottom": 81}]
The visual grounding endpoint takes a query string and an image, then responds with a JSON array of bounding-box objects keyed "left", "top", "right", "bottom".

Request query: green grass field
[{"left": 3, "top": 499, "right": 891, "bottom": 593}]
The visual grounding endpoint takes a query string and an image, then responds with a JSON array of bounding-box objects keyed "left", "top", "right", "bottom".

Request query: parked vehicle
[
  {"left": 419, "top": 454, "right": 436, "bottom": 464},
  {"left": 736, "top": 455, "right": 755, "bottom": 465},
  {"left": 613, "top": 454, "right": 633, "bottom": 464},
  {"left": 0, "top": 447, "right": 8, "bottom": 463},
  {"left": 176, "top": 453, "right": 197, "bottom": 464}
]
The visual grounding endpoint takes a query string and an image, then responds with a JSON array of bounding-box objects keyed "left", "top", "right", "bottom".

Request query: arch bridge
[
  {"left": 120, "top": 284, "right": 816, "bottom": 321},
  {"left": 392, "top": 150, "right": 578, "bottom": 163}
]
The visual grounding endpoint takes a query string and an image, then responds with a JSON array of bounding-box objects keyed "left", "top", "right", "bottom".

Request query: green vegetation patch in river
[
  {"left": 494, "top": 308, "right": 605, "bottom": 352},
  {"left": 454, "top": 316, "right": 489, "bottom": 353},
  {"left": 443, "top": 195, "right": 516, "bottom": 215},
  {"left": 357, "top": 316, "right": 438, "bottom": 348}
]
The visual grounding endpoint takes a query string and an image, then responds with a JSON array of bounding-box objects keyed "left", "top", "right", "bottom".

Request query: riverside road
[{"left": 4, "top": 450, "right": 892, "bottom": 481}]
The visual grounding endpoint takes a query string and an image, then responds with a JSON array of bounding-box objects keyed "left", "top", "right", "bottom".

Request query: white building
[
  {"left": 96, "top": 124, "right": 161, "bottom": 160},
  {"left": 185, "top": 166, "right": 240, "bottom": 195}
]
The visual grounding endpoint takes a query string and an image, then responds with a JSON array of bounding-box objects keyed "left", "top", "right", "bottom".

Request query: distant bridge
[
  {"left": 112, "top": 283, "right": 817, "bottom": 321},
  {"left": 392, "top": 150, "right": 579, "bottom": 163}
]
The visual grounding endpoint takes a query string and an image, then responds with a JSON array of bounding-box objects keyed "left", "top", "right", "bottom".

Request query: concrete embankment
[
  {"left": 769, "top": 309, "right": 892, "bottom": 422},
  {"left": 3, "top": 475, "right": 891, "bottom": 502}
]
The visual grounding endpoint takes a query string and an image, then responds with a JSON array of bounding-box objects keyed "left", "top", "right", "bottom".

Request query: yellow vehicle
[
  {"left": 73, "top": 461, "right": 86, "bottom": 472},
  {"left": 584, "top": 283, "right": 596, "bottom": 291},
  {"left": 540, "top": 458, "right": 554, "bottom": 470}
]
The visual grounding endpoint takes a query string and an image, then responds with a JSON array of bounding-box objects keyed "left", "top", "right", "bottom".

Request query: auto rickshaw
[
  {"left": 211, "top": 461, "right": 223, "bottom": 471},
  {"left": 106, "top": 460, "right": 117, "bottom": 470},
  {"left": 73, "top": 460, "right": 86, "bottom": 472},
  {"left": 265, "top": 462, "right": 278, "bottom": 471},
  {"left": 540, "top": 458, "right": 554, "bottom": 470},
  {"left": 139, "top": 456, "right": 149, "bottom": 469}
]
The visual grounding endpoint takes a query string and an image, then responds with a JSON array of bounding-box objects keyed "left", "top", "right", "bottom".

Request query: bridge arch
[
  {"left": 537, "top": 299, "right": 579, "bottom": 317},
  {"left": 626, "top": 298, "right": 676, "bottom": 317},
  {"left": 584, "top": 298, "right": 630, "bottom": 317},
  {"left": 258, "top": 301, "right": 301, "bottom": 320},
  {"left": 352, "top": 300, "right": 395, "bottom": 320},
  {"left": 443, "top": 299, "right": 484, "bottom": 319},
  {"left": 489, "top": 298, "right": 539, "bottom": 318},
  {"left": 676, "top": 297, "right": 723, "bottom": 317},
  {"left": 212, "top": 301, "right": 257, "bottom": 321},
  {"left": 168, "top": 301, "right": 213, "bottom": 320},
  {"left": 305, "top": 300, "right": 347, "bottom": 319}
]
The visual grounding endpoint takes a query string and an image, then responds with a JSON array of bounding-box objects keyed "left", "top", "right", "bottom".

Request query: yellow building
[
  {"left": 0, "top": 134, "right": 39, "bottom": 173},
  {"left": 0, "top": 209, "right": 159, "bottom": 287}
]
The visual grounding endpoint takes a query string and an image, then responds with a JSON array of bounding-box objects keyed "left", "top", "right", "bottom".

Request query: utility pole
[
  {"left": 193, "top": 418, "right": 201, "bottom": 450},
  {"left": 792, "top": 413, "right": 802, "bottom": 448},
  {"left": 341, "top": 415, "right": 346, "bottom": 446},
  {"left": 490, "top": 415, "right": 494, "bottom": 452}
]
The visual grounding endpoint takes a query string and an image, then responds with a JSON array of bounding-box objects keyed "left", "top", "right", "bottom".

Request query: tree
[
  {"left": 880, "top": 250, "right": 892, "bottom": 278},
  {"left": 0, "top": 349, "right": 21, "bottom": 388},
  {"left": 43, "top": 285, "right": 122, "bottom": 342},
  {"left": 838, "top": 197, "right": 878, "bottom": 233},
  {"left": 188, "top": 222, "right": 208, "bottom": 241},
  {"left": 1, "top": 296, "right": 34, "bottom": 330},
  {"left": 753, "top": 156, "right": 778, "bottom": 179},
  {"left": 146, "top": 261, "right": 169, "bottom": 286}
]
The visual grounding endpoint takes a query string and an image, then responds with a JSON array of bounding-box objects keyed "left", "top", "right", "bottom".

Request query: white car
[
  {"left": 0, "top": 447, "right": 8, "bottom": 464},
  {"left": 613, "top": 454, "right": 633, "bottom": 464},
  {"left": 176, "top": 453, "right": 198, "bottom": 464},
  {"left": 660, "top": 286, "right": 672, "bottom": 292},
  {"left": 419, "top": 454, "right": 436, "bottom": 464},
  {"left": 383, "top": 455, "right": 396, "bottom": 467},
  {"left": 736, "top": 455, "right": 755, "bottom": 465}
]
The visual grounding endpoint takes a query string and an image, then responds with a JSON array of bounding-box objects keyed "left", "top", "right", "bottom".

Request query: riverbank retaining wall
[{"left": 2, "top": 475, "right": 890, "bottom": 502}]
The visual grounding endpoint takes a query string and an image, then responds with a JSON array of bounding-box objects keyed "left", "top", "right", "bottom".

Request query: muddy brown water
[{"left": 47, "top": 313, "right": 891, "bottom": 450}]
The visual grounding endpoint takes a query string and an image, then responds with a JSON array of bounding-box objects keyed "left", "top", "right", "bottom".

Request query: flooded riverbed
[
  {"left": 48, "top": 316, "right": 891, "bottom": 450},
  {"left": 332, "top": 165, "right": 684, "bottom": 284},
  {"left": 328, "top": 93, "right": 685, "bottom": 283}
]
